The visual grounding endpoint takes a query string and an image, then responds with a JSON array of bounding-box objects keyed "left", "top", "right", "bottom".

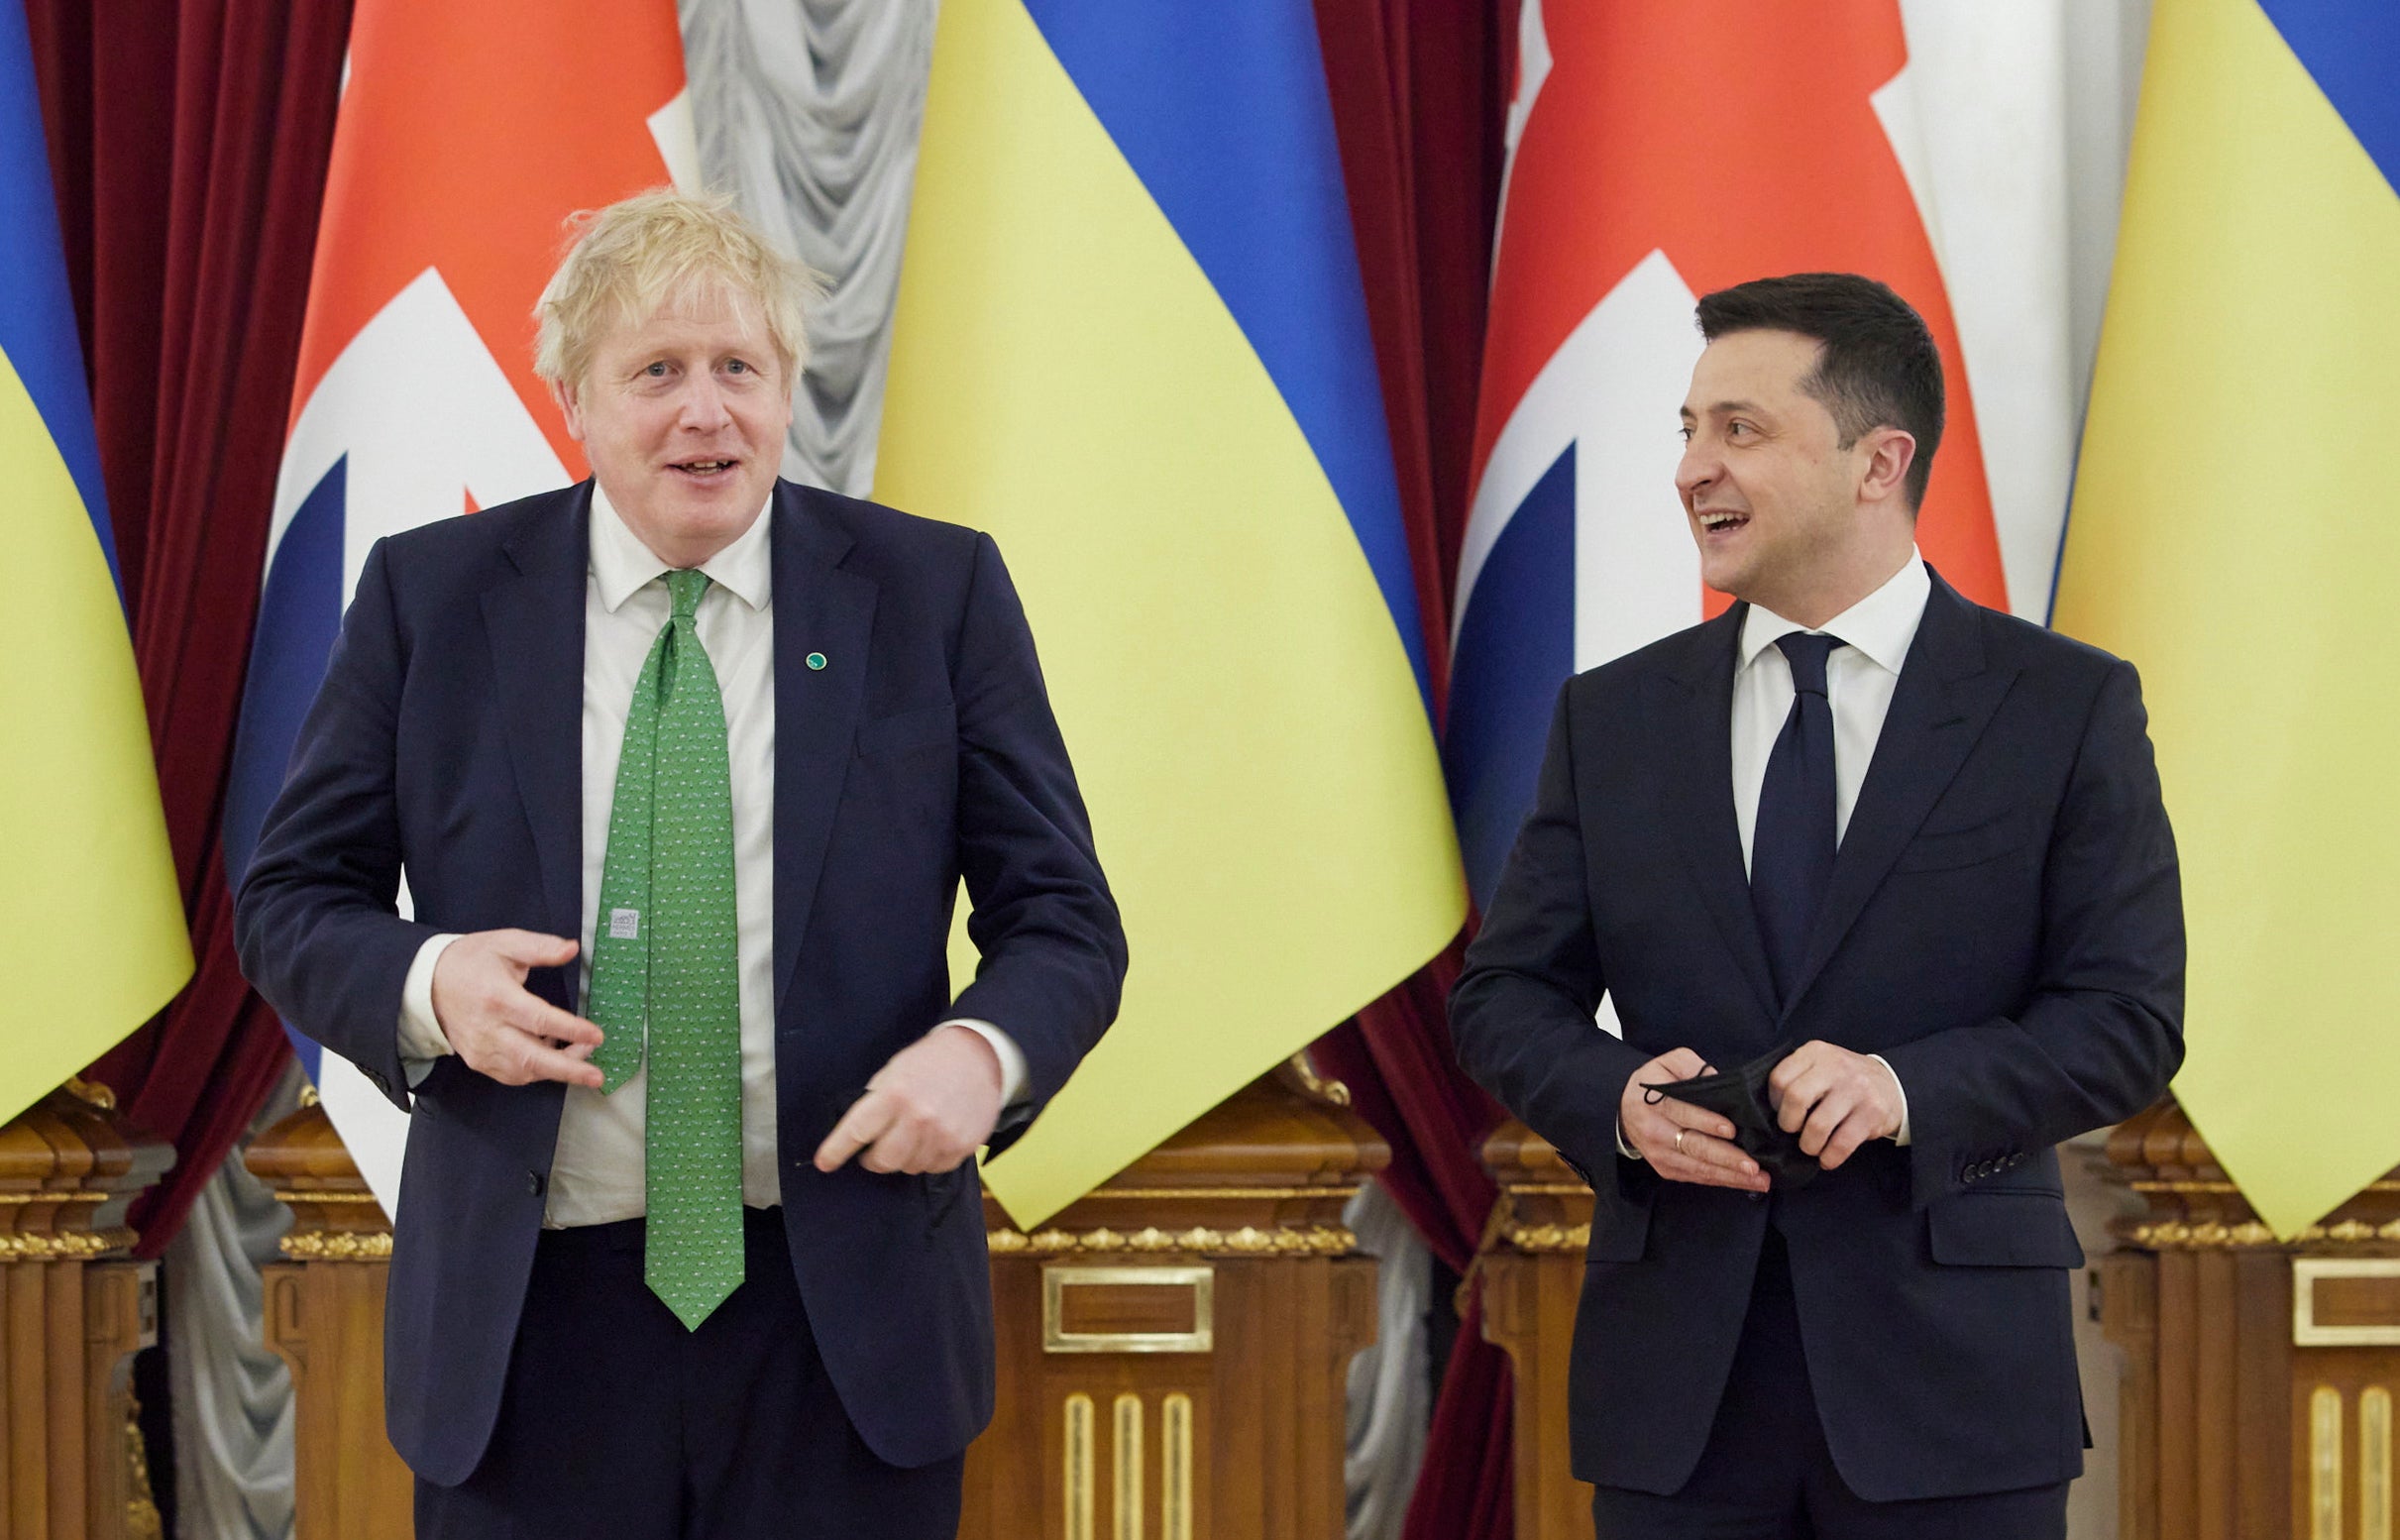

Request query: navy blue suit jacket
[
  {"left": 1452, "top": 571, "right": 2183, "bottom": 1502},
  {"left": 236, "top": 479, "right": 1127, "bottom": 1484}
]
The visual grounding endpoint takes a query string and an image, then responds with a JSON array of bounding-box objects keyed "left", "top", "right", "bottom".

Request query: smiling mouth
[
  {"left": 1697, "top": 508, "right": 1750, "bottom": 534},
  {"left": 672, "top": 460, "right": 737, "bottom": 478}
]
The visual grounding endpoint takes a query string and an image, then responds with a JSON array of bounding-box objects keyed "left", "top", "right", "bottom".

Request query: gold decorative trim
[
  {"left": 0, "top": 1191, "right": 108, "bottom": 1206},
  {"left": 298, "top": 1084, "right": 321, "bottom": 1108},
  {"left": 1070, "top": 1186, "right": 1361, "bottom": 1202},
  {"left": 2296, "top": 1259, "right": 2400, "bottom": 1346},
  {"left": 1284, "top": 1050, "right": 1352, "bottom": 1107},
  {"left": 2314, "top": 1386, "right": 2345, "bottom": 1540},
  {"left": 2365, "top": 1386, "right": 2392, "bottom": 1540},
  {"left": 1064, "top": 1393, "right": 1095, "bottom": 1540},
  {"left": 990, "top": 1225, "right": 1355, "bottom": 1258},
  {"left": 279, "top": 1231, "right": 394, "bottom": 1262},
  {"left": 1114, "top": 1393, "right": 1145, "bottom": 1540},
  {"left": 0, "top": 1228, "right": 134, "bottom": 1261},
  {"left": 2133, "top": 1178, "right": 2400, "bottom": 1195},
  {"left": 1502, "top": 1182, "right": 1596, "bottom": 1197},
  {"left": 272, "top": 1191, "right": 384, "bottom": 1206},
  {"left": 1044, "top": 1265, "right": 1214, "bottom": 1355},
  {"left": 63, "top": 1075, "right": 117, "bottom": 1110},
  {"left": 127, "top": 1391, "right": 163, "bottom": 1540},
  {"left": 2126, "top": 1219, "right": 2400, "bottom": 1251},
  {"left": 1162, "top": 1393, "right": 1193, "bottom": 1540},
  {"left": 1501, "top": 1223, "right": 1592, "bottom": 1254}
]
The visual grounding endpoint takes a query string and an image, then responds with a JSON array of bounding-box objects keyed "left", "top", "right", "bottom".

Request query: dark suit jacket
[
  {"left": 236, "top": 479, "right": 1127, "bottom": 1484},
  {"left": 1451, "top": 570, "right": 2182, "bottom": 1502}
]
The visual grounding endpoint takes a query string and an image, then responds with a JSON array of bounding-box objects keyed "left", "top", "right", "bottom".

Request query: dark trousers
[
  {"left": 1590, "top": 1229, "right": 2068, "bottom": 1540},
  {"left": 415, "top": 1205, "right": 963, "bottom": 1540}
]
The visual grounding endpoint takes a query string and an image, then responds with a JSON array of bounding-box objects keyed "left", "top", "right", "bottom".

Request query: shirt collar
[
  {"left": 1738, "top": 549, "right": 1930, "bottom": 678},
  {"left": 589, "top": 481, "right": 775, "bottom": 614}
]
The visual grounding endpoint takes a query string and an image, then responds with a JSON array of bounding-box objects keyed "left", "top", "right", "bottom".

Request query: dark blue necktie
[{"left": 1752, "top": 632, "right": 1845, "bottom": 1005}]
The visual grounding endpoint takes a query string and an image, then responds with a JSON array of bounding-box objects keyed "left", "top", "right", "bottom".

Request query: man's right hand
[
  {"left": 1619, "top": 1048, "right": 1770, "bottom": 1192},
  {"left": 429, "top": 930, "right": 605, "bottom": 1090}
]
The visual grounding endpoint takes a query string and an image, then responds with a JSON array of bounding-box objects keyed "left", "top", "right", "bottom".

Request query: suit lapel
[
  {"left": 1780, "top": 571, "right": 2019, "bottom": 1015},
  {"left": 482, "top": 485, "right": 592, "bottom": 1007},
  {"left": 771, "top": 483, "right": 878, "bottom": 1015},
  {"left": 1651, "top": 607, "right": 1782, "bottom": 1029}
]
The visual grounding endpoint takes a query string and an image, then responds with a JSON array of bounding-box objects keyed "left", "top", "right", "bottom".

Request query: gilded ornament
[
  {"left": 0, "top": 1227, "right": 133, "bottom": 1261},
  {"left": 279, "top": 1231, "right": 395, "bottom": 1261},
  {"left": 1503, "top": 1223, "right": 1593, "bottom": 1254},
  {"left": 987, "top": 1223, "right": 1356, "bottom": 1258}
]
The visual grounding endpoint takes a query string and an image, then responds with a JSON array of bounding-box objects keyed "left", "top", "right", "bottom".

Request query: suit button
[
  {"left": 366, "top": 1067, "right": 389, "bottom": 1093},
  {"left": 527, "top": 1171, "right": 547, "bottom": 1197}
]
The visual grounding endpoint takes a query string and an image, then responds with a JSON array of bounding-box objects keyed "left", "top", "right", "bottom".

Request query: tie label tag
[{"left": 608, "top": 908, "right": 640, "bottom": 940}]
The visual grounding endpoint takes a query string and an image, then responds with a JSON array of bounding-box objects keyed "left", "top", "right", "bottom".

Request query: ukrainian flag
[
  {"left": 2055, "top": 0, "right": 2399, "bottom": 1236},
  {"left": 0, "top": 3, "right": 192, "bottom": 1118},
  {"left": 877, "top": 0, "right": 1465, "bottom": 1226}
]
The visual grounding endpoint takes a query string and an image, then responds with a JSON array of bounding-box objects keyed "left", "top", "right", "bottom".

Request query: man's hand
[
  {"left": 1768, "top": 1041, "right": 1904, "bottom": 1170},
  {"left": 1620, "top": 1048, "right": 1769, "bottom": 1193},
  {"left": 814, "top": 1026, "right": 1005, "bottom": 1175},
  {"left": 430, "top": 930, "right": 605, "bottom": 1090}
]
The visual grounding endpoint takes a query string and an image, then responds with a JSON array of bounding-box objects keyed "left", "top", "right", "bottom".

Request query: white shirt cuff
[
  {"left": 397, "top": 934, "right": 462, "bottom": 1084},
  {"left": 935, "top": 1018, "right": 1028, "bottom": 1107},
  {"left": 1617, "top": 1120, "right": 1642, "bottom": 1160},
  {"left": 1870, "top": 1052, "right": 1911, "bottom": 1145}
]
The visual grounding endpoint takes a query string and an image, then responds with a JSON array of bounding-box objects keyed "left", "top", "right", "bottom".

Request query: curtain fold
[
  {"left": 1311, "top": 4, "right": 1515, "bottom": 1537},
  {"left": 26, "top": 0, "right": 355, "bottom": 1257}
]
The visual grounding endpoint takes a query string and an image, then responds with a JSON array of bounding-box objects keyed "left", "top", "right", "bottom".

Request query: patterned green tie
[{"left": 587, "top": 568, "right": 744, "bottom": 1330}]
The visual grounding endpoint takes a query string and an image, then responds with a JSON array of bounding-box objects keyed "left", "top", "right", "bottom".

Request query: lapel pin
[{"left": 806, "top": 652, "right": 827, "bottom": 671}]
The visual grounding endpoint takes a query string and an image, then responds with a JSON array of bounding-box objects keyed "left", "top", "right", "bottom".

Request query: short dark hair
[{"left": 1694, "top": 274, "right": 1944, "bottom": 509}]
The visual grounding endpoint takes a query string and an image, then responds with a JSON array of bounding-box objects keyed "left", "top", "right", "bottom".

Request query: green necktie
[{"left": 587, "top": 568, "right": 744, "bottom": 1330}]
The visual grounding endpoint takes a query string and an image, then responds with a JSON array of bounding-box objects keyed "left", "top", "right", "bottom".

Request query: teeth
[{"left": 1700, "top": 510, "right": 1746, "bottom": 529}]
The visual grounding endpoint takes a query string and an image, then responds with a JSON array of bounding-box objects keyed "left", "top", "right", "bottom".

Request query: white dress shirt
[
  {"left": 1623, "top": 550, "right": 1928, "bottom": 1158},
  {"left": 395, "top": 486, "right": 1025, "bottom": 1225}
]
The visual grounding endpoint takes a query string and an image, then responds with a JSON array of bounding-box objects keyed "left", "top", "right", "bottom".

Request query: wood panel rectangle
[
  {"left": 2298, "top": 1262, "right": 2400, "bottom": 1348},
  {"left": 1044, "top": 1267, "right": 1214, "bottom": 1356}
]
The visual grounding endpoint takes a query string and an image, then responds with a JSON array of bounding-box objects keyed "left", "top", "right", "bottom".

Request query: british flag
[
  {"left": 223, "top": 0, "right": 692, "bottom": 1211},
  {"left": 1446, "top": 0, "right": 2036, "bottom": 911}
]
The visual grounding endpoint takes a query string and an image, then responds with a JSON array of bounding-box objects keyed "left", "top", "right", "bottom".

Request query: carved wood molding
[{"left": 2104, "top": 1097, "right": 2400, "bottom": 1253}]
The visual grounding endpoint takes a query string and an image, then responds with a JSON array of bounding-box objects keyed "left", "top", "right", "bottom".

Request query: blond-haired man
[{"left": 238, "top": 190, "right": 1127, "bottom": 1537}]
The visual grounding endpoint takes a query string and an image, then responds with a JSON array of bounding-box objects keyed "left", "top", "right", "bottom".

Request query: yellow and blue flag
[
  {"left": 0, "top": 1, "right": 192, "bottom": 1118},
  {"left": 2054, "top": 0, "right": 2400, "bottom": 1236},
  {"left": 877, "top": 0, "right": 1466, "bottom": 1226}
]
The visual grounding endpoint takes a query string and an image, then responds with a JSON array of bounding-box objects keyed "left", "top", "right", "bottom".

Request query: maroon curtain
[
  {"left": 27, "top": 0, "right": 355, "bottom": 1257},
  {"left": 1313, "top": 3, "right": 1518, "bottom": 1537}
]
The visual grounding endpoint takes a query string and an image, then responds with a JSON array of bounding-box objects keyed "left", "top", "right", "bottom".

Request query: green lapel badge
[{"left": 806, "top": 652, "right": 827, "bottom": 671}]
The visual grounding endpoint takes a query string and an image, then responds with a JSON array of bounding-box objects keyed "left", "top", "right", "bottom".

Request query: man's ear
[
  {"left": 551, "top": 376, "right": 588, "bottom": 443},
  {"left": 1857, "top": 426, "right": 1917, "bottom": 507}
]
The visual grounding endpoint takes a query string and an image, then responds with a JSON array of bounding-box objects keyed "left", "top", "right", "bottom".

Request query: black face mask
[{"left": 1643, "top": 1047, "right": 1822, "bottom": 1191}]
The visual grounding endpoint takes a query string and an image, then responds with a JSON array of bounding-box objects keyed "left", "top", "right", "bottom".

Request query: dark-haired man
[{"left": 1452, "top": 273, "right": 2183, "bottom": 1538}]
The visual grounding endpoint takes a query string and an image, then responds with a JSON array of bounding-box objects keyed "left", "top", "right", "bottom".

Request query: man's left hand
[
  {"left": 1768, "top": 1042, "right": 1905, "bottom": 1170},
  {"left": 814, "top": 1026, "right": 1005, "bottom": 1175}
]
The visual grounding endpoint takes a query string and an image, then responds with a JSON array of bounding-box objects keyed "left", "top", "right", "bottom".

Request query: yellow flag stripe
[
  {"left": 878, "top": 0, "right": 1464, "bottom": 1226},
  {"left": 0, "top": 346, "right": 192, "bottom": 1117},
  {"left": 2054, "top": 0, "right": 2400, "bottom": 1236}
]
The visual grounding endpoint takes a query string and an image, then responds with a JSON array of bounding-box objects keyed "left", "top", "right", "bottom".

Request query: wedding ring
[{"left": 1674, "top": 1128, "right": 1688, "bottom": 1155}]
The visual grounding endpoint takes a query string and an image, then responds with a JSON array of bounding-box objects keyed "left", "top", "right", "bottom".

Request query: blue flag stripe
[
  {"left": 1020, "top": 1, "right": 1429, "bottom": 702},
  {"left": 2256, "top": 0, "right": 2400, "bottom": 194},
  {"left": 0, "top": 0, "right": 117, "bottom": 586}
]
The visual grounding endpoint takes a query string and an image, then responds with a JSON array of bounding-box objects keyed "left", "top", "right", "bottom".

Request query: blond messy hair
[{"left": 533, "top": 188, "right": 822, "bottom": 388}]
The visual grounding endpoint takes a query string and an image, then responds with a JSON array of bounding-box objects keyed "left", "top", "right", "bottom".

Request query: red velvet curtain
[
  {"left": 27, "top": 0, "right": 355, "bottom": 1257},
  {"left": 1312, "top": 3, "right": 1519, "bottom": 1536}
]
